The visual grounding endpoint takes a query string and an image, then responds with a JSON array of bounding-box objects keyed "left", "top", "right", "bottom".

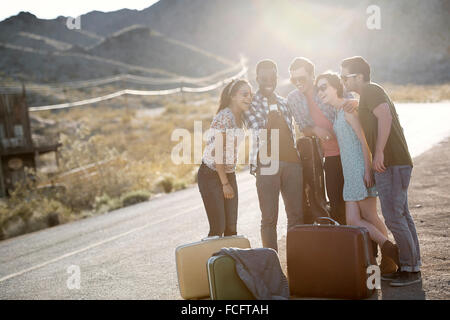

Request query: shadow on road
[{"left": 379, "top": 280, "right": 426, "bottom": 300}]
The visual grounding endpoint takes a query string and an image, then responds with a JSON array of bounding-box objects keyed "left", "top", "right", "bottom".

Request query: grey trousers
[
  {"left": 374, "top": 165, "right": 421, "bottom": 272},
  {"left": 256, "top": 161, "right": 304, "bottom": 251}
]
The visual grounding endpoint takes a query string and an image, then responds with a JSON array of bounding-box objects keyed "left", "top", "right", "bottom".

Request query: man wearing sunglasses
[
  {"left": 286, "top": 57, "right": 357, "bottom": 226},
  {"left": 340, "top": 56, "right": 421, "bottom": 287}
]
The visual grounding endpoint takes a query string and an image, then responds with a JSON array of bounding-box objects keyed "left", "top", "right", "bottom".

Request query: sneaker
[
  {"left": 381, "top": 270, "right": 400, "bottom": 281},
  {"left": 389, "top": 271, "right": 422, "bottom": 287}
]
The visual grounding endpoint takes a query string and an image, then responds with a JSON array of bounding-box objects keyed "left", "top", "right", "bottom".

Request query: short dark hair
[
  {"left": 256, "top": 59, "right": 277, "bottom": 75},
  {"left": 341, "top": 56, "right": 371, "bottom": 82},
  {"left": 316, "top": 72, "right": 343, "bottom": 98},
  {"left": 289, "top": 57, "right": 315, "bottom": 76}
]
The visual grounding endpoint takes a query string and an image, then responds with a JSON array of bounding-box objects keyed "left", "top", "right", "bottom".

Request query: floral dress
[{"left": 333, "top": 110, "right": 377, "bottom": 201}]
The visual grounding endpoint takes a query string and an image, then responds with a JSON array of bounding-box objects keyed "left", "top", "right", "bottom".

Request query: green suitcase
[{"left": 207, "top": 255, "right": 255, "bottom": 300}]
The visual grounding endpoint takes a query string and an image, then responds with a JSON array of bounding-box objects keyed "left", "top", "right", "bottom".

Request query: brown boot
[
  {"left": 380, "top": 256, "right": 398, "bottom": 275},
  {"left": 381, "top": 240, "right": 400, "bottom": 266}
]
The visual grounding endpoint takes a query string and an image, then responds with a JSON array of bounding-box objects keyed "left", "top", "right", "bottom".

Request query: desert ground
[{"left": 278, "top": 138, "right": 450, "bottom": 299}]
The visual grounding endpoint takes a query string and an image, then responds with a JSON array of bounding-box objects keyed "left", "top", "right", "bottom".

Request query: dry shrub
[
  {"left": 383, "top": 83, "right": 450, "bottom": 102},
  {"left": 120, "top": 190, "right": 151, "bottom": 207},
  {"left": 2, "top": 95, "right": 221, "bottom": 239},
  {"left": 93, "top": 193, "right": 122, "bottom": 214},
  {"left": 0, "top": 172, "right": 72, "bottom": 240}
]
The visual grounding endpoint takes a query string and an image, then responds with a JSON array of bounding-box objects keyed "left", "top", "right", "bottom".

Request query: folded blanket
[{"left": 213, "top": 247, "right": 289, "bottom": 300}]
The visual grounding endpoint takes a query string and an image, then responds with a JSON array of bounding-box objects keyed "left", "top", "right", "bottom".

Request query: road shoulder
[{"left": 277, "top": 138, "right": 450, "bottom": 300}]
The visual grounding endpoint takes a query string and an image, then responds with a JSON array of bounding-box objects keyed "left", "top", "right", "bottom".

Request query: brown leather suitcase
[
  {"left": 287, "top": 217, "right": 376, "bottom": 299},
  {"left": 296, "top": 137, "right": 330, "bottom": 224}
]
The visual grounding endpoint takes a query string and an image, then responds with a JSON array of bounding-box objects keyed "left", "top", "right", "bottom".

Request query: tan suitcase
[{"left": 175, "top": 235, "right": 251, "bottom": 299}]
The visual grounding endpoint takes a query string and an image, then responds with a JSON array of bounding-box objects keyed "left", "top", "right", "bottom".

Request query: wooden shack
[{"left": 0, "top": 89, "right": 61, "bottom": 197}]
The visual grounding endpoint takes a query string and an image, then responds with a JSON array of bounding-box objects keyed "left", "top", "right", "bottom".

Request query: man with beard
[{"left": 243, "top": 59, "right": 304, "bottom": 252}]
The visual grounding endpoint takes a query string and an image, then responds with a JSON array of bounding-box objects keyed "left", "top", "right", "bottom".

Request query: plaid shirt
[
  {"left": 287, "top": 89, "right": 354, "bottom": 130},
  {"left": 286, "top": 89, "right": 336, "bottom": 131},
  {"left": 243, "top": 90, "right": 300, "bottom": 176}
]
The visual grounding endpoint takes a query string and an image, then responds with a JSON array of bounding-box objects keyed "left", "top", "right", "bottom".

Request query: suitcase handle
[
  {"left": 201, "top": 236, "right": 221, "bottom": 241},
  {"left": 313, "top": 217, "right": 340, "bottom": 226},
  {"left": 201, "top": 235, "right": 244, "bottom": 241}
]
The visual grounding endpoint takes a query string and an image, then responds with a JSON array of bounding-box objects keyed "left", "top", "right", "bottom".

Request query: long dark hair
[{"left": 217, "top": 79, "right": 249, "bottom": 114}]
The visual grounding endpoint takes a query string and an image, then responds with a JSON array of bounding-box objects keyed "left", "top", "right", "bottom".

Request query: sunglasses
[
  {"left": 290, "top": 76, "right": 309, "bottom": 85},
  {"left": 340, "top": 73, "right": 358, "bottom": 81},
  {"left": 316, "top": 84, "right": 328, "bottom": 92}
]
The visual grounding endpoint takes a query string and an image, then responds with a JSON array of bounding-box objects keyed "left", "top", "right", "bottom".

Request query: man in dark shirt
[
  {"left": 341, "top": 56, "right": 421, "bottom": 287},
  {"left": 243, "top": 60, "right": 304, "bottom": 252}
]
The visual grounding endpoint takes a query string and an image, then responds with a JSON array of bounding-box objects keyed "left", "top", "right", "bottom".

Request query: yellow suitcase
[{"left": 175, "top": 235, "right": 251, "bottom": 299}]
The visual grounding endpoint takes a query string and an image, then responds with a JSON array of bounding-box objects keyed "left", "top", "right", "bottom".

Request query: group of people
[{"left": 196, "top": 56, "right": 422, "bottom": 288}]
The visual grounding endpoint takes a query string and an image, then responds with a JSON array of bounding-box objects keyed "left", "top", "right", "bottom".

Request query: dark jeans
[
  {"left": 197, "top": 163, "right": 238, "bottom": 237},
  {"left": 323, "top": 156, "right": 346, "bottom": 225}
]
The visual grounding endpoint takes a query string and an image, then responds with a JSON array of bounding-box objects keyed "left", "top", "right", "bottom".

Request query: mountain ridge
[{"left": 1, "top": 0, "right": 449, "bottom": 85}]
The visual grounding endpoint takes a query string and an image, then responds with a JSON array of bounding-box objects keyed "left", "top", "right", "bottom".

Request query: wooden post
[
  {"left": 181, "top": 82, "right": 186, "bottom": 106},
  {"left": 0, "top": 157, "right": 5, "bottom": 197},
  {"left": 21, "top": 82, "right": 33, "bottom": 148}
]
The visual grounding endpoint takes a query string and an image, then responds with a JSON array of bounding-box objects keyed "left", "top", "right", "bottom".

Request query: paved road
[
  {"left": 0, "top": 172, "right": 287, "bottom": 299},
  {"left": 1, "top": 102, "right": 449, "bottom": 299}
]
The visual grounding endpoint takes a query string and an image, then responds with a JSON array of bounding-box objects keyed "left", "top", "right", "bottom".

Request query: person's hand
[
  {"left": 313, "top": 126, "right": 332, "bottom": 142},
  {"left": 364, "top": 167, "right": 374, "bottom": 188},
  {"left": 222, "top": 183, "right": 235, "bottom": 199},
  {"left": 340, "top": 99, "right": 359, "bottom": 113},
  {"left": 372, "top": 151, "right": 386, "bottom": 173}
]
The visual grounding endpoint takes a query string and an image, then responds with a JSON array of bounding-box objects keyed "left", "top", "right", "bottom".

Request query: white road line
[{"left": 0, "top": 204, "right": 203, "bottom": 283}]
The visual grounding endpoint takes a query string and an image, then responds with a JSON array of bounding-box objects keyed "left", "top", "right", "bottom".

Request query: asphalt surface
[
  {"left": 0, "top": 172, "right": 287, "bottom": 299},
  {"left": 1, "top": 102, "right": 448, "bottom": 299}
]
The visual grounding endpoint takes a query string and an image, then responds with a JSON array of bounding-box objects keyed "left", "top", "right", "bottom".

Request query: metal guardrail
[{"left": 28, "top": 65, "right": 248, "bottom": 112}]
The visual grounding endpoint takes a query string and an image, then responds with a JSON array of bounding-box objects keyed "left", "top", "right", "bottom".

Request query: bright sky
[{"left": 0, "top": 1, "right": 159, "bottom": 22}]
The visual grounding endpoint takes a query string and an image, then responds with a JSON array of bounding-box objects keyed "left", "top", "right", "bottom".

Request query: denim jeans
[
  {"left": 374, "top": 165, "right": 421, "bottom": 272},
  {"left": 256, "top": 161, "right": 304, "bottom": 251},
  {"left": 197, "top": 163, "right": 238, "bottom": 237}
]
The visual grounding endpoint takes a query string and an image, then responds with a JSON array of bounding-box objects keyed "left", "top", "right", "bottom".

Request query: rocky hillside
[
  {"left": 0, "top": 0, "right": 448, "bottom": 85},
  {"left": 87, "top": 25, "right": 230, "bottom": 79},
  {"left": 0, "top": 11, "right": 234, "bottom": 85},
  {"left": 78, "top": 0, "right": 450, "bottom": 84}
]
